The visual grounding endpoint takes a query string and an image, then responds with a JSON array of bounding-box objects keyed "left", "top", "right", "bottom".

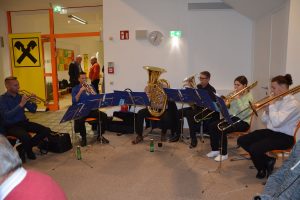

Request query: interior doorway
[{"left": 7, "top": 5, "right": 103, "bottom": 110}]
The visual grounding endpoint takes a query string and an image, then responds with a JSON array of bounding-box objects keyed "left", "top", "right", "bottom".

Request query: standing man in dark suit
[{"left": 68, "top": 55, "right": 83, "bottom": 87}]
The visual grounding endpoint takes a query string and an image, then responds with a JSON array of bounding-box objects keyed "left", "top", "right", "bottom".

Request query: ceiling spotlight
[{"left": 68, "top": 15, "right": 87, "bottom": 25}]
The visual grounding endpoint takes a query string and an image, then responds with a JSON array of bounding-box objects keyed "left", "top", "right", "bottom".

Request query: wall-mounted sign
[
  {"left": 9, "top": 33, "right": 42, "bottom": 67},
  {"left": 120, "top": 30, "right": 129, "bottom": 40},
  {"left": 170, "top": 30, "right": 182, "bottom": 38},
  {"left": 108, "top": 62, "right": 114, "bottom": 74}
]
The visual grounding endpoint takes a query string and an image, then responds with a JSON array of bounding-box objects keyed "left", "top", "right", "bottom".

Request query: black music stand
[
  {"left": 113, "top": 90, "right": 150, "bottom": 135},
  {"left": 185, "top": 88, "right": 217, "bottom": 143},
  {"left": 88, "top": 93, "right": 120, "bottom": 144},
  {"left": 164, "top": 88, "right": 195, "bottom": 144},
  {"left": 209, "top": 95, "right": 233, "bottom": 173},
  {"left": 60, "top": 103, "right": 96, "bottom": 143}
]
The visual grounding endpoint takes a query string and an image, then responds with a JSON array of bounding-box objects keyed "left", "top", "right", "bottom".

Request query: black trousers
[
  {"left": 237, "top": 129, "right": 294, "bottom": 171},
  {"left": 5, "top": 120, "right": 51, "bottom": 154},
  {"left": 91, "top": 79, "right": 100, "bottom": 94},
  {"left": 180, "top": 106, "right": 220, "bottom": 141},
  {"left": 209, "top": 116, "right": 249, "bottom": 155},
  {"left": 135, "top": 101, "right": 180, "bottom": 137},
  {"left": 74, "top": 110, "right": 108, "bottom": 139}
]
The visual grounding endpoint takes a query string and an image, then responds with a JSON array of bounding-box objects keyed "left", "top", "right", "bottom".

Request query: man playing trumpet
[
  {"left": 72, "top": 72, "right": 109, "bottom": 147},
  {"left": 0, "top": 76, "right": 51, "bottom": 161}
]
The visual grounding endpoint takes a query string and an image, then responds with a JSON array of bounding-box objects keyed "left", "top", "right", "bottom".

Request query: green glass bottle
[
  {"left": 76, "top": 145, "right": 82, "bottom": 160},
  {"left": 150, "top": 139, "right": 154, "bottom": 152}
]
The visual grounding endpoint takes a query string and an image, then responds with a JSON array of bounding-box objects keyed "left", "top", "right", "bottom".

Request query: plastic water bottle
[
  {"left": 150, "top": 139, "right": 154, "bottom": 152},
  {"left": 76, "top": 145, "right": 82, "bottom": 160}
]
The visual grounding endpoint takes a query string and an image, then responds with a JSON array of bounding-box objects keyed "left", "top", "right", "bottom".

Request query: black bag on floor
[
  {"left": 107, "top": 111, "right": 135, "bottom": 134},
  {"left": 48, "top": 132, "right": 72, "bottom": 153}
]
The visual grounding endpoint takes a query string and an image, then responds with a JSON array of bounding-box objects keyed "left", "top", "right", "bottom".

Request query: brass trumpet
[
  {"left": 82, "top": 81, "right": 96, "bottom": 95},
  {"left": 217, "top": 84, "right": 300, "bottom": 131},
  {"left": 194, "top": 81, "right": 258, "bottom": 123},
  {"left": 19, "top": 90, "right": 48, "bottom": 105}
]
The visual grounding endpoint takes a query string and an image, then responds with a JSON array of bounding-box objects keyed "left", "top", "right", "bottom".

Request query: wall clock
[{"left": 148, "top": 31, "right": 163, "bottom": 46}]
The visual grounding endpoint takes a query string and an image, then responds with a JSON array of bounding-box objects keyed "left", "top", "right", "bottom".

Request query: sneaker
[
  {"left": 214, "top": 154, "right": 228, "bottom": 162},
  {"left": 206, "top": 151, "right": 219, "bottom": 158}
]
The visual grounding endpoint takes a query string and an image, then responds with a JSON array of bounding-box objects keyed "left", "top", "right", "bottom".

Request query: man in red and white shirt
[
  {"left": 89, "top": 56, "right": 101, "bottom": 94},
  {"left": 0, "top": 135, "right": 67, "bottom": 200}
]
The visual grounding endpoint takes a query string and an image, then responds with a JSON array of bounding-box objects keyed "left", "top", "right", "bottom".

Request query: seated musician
[
  {"left": 206, "top": 75, "right": 253, "bottom": 162},
  {"left": 178, "top": 71, "right": 219, "bottom": 147},
  {"left": 238, "top": 74, "right": 300, "bottom": 179},
  {"left": 72, "top": 72, "right": 109, "bottom": 147},
  {"left": 132, "top": 83, "right": 180, "bottom": 144},
  {"left": 0, "top": 76, "right": 51, "bottom": 160}
]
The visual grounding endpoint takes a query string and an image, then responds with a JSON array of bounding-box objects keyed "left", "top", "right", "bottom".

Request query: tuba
[{"left": 144, "top": 66, "right": 170, "bottom": 117}]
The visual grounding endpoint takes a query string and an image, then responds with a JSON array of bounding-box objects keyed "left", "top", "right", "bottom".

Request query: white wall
[
  {"left": 103, "top": 0, "right": 253, "bottom": 94},
  {"left": 0, "top": 10, "right": 11, "bottom": 93},
  {"left": 286, "top": 0, "right": 300, "bottom": 86},
  {"left": 252, "top": 1, "right": 290, "bottom": 100}
]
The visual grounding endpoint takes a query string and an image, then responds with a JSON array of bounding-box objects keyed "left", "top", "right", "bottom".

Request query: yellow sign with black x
[{"left": 9, "top": 33, "right": 42, "bottom": 67}]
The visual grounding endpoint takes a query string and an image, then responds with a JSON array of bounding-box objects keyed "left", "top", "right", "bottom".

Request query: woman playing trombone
[
  {"left": 206, "top": 75, "right": 254, "bottom": 162},
  {"left": 237, "top": 74, "right": 300, "bottom": 179}
]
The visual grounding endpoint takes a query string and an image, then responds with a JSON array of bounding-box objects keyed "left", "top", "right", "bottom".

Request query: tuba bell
[{"left": 143, "top": 66, "right": 170, "bottom": 117}]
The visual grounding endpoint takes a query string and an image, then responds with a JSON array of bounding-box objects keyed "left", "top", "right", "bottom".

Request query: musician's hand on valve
[{"left": 19, "top": 95, "right": 30, "bottom": 107}]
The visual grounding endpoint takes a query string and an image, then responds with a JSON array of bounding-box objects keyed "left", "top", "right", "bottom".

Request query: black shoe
[
  {"left": 80, "top": 138, "right": 87, "bottom": 147},
  {"left": 132, "top": 135, "right": 143, "bottom": 144},
  {"left": 27, "top": 151, "right": 36, "bottom": 160},
  {"left": 266, "top": 157, "right": 276, "bottom": 177},
  {"left": 169, "top": 135, "right": 180, "bottom": 143},
  {"left": 16, "top": 144, "right": 26, "bottom": 163},
  {"left": 189, "top": 139, "right": 198, "bottom": 149},
  {"left": 256, "top": 170, "right": 266, "bottom": 179},
  {"left": 99, "top": 136, "right": 109, "bottom": 144}
]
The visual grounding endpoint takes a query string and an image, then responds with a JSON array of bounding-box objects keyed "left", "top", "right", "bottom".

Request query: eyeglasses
[{"left": 199, "top": 77, "right": 208, "bottom": 80}]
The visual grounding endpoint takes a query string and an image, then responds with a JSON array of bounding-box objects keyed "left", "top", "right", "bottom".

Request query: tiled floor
[{"left": 24, "top": 108, "right": 273, "bottom": 200}]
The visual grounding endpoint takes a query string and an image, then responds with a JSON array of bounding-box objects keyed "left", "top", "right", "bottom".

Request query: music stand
[
  {"left": 164, "top": 88, "right": 195, "bottom": 144},
  {"left": 209, "top": 95, "right": 233, "bottom": 173},
  {"left": 113, "top": 90, "right": 150, "bottom": 135},
  {"left": 185, "top": 88, "right": 216, "bottom": 143},
  {"left": 60, "top": 103, "right": 95, "bottom": 143},
  {"left": 90, "top": 93, "right": 120, "bottom": 144}
]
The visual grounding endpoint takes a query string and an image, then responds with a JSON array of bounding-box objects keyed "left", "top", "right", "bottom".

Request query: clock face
[{"left": 148, "top": 31, "right": 163, "bottom": 46}]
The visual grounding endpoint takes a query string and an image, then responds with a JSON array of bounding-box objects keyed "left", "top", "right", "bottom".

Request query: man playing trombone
[
  {"left": 238, "top": 74, "right": 300, "bottom": 179},
  {"left": 206, "top": 75, "right": 254, "bottom": 161},
  {"left": 180, "top": 71, "right": 219, "bottom": 147},
  {"left": 0, "top": 76, "right": 51, "bottom": 161}
]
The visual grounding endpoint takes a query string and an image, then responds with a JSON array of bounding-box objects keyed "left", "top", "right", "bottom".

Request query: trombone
[
  {"left": 217, "top": 84, "right": 300, "bottom": 131},
  {"left": 194, "top": 81, "right": 258, "bottom": 123},
  {"left": 19, "top": 90, "right": 48, "bottom": 105}
]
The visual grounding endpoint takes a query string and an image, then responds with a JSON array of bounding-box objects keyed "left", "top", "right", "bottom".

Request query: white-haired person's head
[
  {"left": 75, "top": 55, "right": 82, "bottom": 63},
  {"left": 0, "top": 135, "right": 22, "bottom": 180}
]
